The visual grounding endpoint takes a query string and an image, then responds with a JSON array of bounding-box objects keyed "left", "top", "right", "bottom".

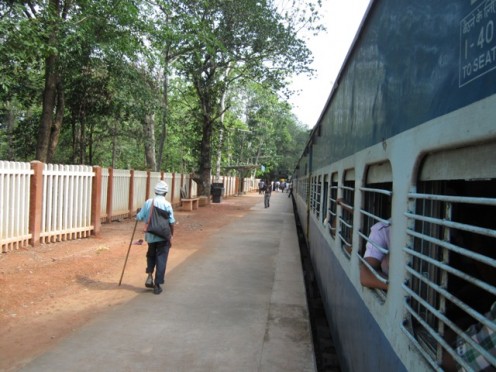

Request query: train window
[
  {"left": 298, "top": 177, "right": 306, "bottom": 199},
  {"left": 316, "top": 175, "right": 322, "bottom": 220},
  {"left": 303, "top": 177, "right": 307, "bottom": 200},
  {"left": 310, "top": 176, "right": 317, "bottom": 215},
  {"left": 338, "top": 169, "right": 355, "bottom": 259},
  {"left": 322, "top": 175, "right": 328, "bottom": 224},
  {"left": 358, "top": 161, "right": 392, "bottom": 300},
  {"left": 402, "top": 143, "right": 496, "bottom": 370},
  {"left": 328, "top": 173, "right": 338, "bottom": 238}
]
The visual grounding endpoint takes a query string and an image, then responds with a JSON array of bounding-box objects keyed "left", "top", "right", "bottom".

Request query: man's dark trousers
[{"left": 146, "top": 240, "right": 171, "bottom": 285}]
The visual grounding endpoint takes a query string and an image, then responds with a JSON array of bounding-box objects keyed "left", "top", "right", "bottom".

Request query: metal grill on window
[
  {"left": 316, "top": 175, "right": 322, "bottom": 220},
  {"left": 358, "top": 184, "right": 392, "bottom": 301},
  {"left": 402, "top": 180, "right": 496, "bottom": 370},
  {"left": 299, "top": 177, "right": 306, "bottom": 199},
  {"left": 310, "top": 176, "right": 316, "bottom": 215},
  {"left": 322, "top": 175, "right": 329, "bottom": 225},
  {"left": 339, "top": 180, "right": 354, "bottom": 259},
  {"left": 328, "top": 175, "right": 338, "bottom": 238}
]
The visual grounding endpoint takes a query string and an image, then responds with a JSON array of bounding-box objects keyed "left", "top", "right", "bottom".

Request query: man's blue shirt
[{"left": 136, "top": 195, "right": 175, "bottom": 243}]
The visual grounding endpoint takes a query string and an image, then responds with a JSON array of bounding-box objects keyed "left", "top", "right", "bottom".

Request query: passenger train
[{"left": 292, "top": 1, "right": 496, "bottom": 370}]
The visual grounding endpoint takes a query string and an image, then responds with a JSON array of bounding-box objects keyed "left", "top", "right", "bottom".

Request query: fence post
[
  {"left": 128, "top": 169, "right": 134, "bottom": 218},
  {"left": 29, "top": 161, "right": 43, "bottom": 246},
  {"left": 91, "top": 166, "right": 102, "bottom": 235},
  {"left": 188, "top": 174, "right": 193, "bottom": 199},
  {"left": 145, "top": 170, "right": 151, "bottom": 200},
  {"left": 106, "top": 167, "right": 113, "bottom": 223},
  {"left": 171, "top": 173, "right": 176, "bottom": 204}
]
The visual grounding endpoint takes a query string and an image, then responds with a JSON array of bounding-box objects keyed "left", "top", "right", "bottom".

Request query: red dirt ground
[{"left": 0, "top": 194, "right": 260, "bottom": 372}]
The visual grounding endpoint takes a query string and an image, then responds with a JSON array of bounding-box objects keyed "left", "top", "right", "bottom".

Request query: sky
[{"left": 288, "top": 0, "right": 370, "bottom": 128}]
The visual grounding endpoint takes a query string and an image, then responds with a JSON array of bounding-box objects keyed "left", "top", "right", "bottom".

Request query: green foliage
[{"left": 0, "top": 0, "right": 322, "bottom": 179}]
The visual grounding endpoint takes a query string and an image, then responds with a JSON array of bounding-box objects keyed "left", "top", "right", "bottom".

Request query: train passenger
[
  {"left": 442, "top": 301, "right": 496, "bottom": 372},
  {"left": 360, "top": 221, "right": 390, "bottom": 290},
  {"left": 332, "top": 198, "right": 353, "bottom": 227}
]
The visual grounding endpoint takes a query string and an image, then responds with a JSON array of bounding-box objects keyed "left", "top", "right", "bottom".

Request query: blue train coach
[{"left": 292, "top": 0, "right": 496, "bottom": 371}]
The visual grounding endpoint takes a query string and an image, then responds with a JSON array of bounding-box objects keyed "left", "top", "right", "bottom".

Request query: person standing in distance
[
  {"left": 264, "top": 180, "right": 272, "bottom": 208},
  {"left": 136, "top": 180, "right": 175, "bottom": 295}
]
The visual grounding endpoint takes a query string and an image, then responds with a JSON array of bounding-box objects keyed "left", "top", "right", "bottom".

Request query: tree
[
  {"left": 232, "top": 83, "right": 308, "bottom": 179},
  {"left": 1, "top": 0, "right": 146, "bottom": 163},
  {"left": 35, "top": 0, "right": 69, "bottom": 163},
  {"left": 174, "top": 0, "right": 319, "bottom": 196},
  {"left": 1, "top": 0, "right": 317, "bottom": 178}
]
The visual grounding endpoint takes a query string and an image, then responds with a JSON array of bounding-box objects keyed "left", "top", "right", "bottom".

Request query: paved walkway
[{"left": 21, "top": 191, "right": 316, "bottom": 372}]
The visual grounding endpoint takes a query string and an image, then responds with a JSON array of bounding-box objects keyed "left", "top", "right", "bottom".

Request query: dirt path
[{"left": 0, "top": 194, "right": 261, "bottom": 371}]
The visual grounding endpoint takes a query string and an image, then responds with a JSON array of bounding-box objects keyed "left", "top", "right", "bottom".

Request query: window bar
[
  {"left": 359, "top": 186, "right": 393, "bottom": 196},
  {"left": 406, "top": 228, "right": 496, "bottom": 272},
  {"left": 338, "top": 231, "right": 352, "bottom": 258},
  {"left": 405, "top": 264, "right": 496, "bottom": 336},
  {"left": 409, "top": 192, "right": 496, "bottom": 207},
  {"left": 400, "top": 322, "right": 445, "bottom": 371},
  {"left": 436, "top": 200, "right": 452, "bottom": 361},
  {"left": 403, "top": 279, "right": 496, "bottom": 368},
  {"left": 359, "top": 209, "right": 390, "bottom": 227},
  {"left": 358, "top": 230, "right": 389, "bottom": 255},
  {"left": 405, "top": 245, "right": 496, "bottom": 296},
  {"left": 357, "top": 253, "right": 388, "bottom": 285},
  {"left": 406, "top": 212, "right": 496, "bottom": 239},
  {"left": 328, "top": 207, "right": 337, "bottom": 235},
  {"left": 402, "top": 301, "right": 478, "bottom": 372}
]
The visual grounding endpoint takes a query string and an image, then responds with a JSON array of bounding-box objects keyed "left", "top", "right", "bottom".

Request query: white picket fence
[
  {"left": 41, "top": 164, "right": 94, "bottom": 243},
  {"left": 0, "top": 161, "right": 33, "bottom": 250},
  {"left": 101, "top": 171, "right": 198, "bottom": 221},
  {"left": 1, "top": 161, "right": 255, "bottom": 252}
]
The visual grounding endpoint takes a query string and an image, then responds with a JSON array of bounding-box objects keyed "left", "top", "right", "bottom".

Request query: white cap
[{"left": 154, "top": 180, "right": 169, "bottom": 194}]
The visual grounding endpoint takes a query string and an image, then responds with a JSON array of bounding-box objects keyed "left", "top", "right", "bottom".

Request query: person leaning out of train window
[
  {"left": 330, "top": 198, "right": 354, "bottom": 230},
  {"left": 360, "top": 220, "right": 390, "bottom": 290}
]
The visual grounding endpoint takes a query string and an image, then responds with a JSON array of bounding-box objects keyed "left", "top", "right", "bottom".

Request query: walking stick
[{"left": 119, "top": 218, "right": 139, "bottom": 286}]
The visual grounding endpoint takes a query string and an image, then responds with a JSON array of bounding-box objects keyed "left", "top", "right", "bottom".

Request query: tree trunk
[
  {"left": 144, "top": 113, "right": 157, "bottom": 170},
  {"left": 197, "top": 114, "right": 213, "bottom": 196},
  {"left": 46, "top": 77, "right": 65, "bottom": 163},
  {"left": 214, "top": 67, "right": 231, "bottom": 180},
  {"left": 111, "top": 120, "right": 116, "bottom": 169},
  {"left": 36, "top": 0, "right": 62, "bottom": 163},
  {"left": 157, "top": 63, "right": 169, "bottom": 171},
  {"left": 37, "top": 52, "right": 58, "bottom": 162},
  {"left": 214, "top": 89, "right": 227, "bottom": 180}
]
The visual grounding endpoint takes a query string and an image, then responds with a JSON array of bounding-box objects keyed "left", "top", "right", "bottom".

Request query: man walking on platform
[
  {"left": 264, "top": 180, "right": 272, "bottom": 208},
  {"left": 258, "top": 180, "right": 265, "bottom": 194},
  {"left": 136, "top": 180, "right": 175, "bottom": 295}
]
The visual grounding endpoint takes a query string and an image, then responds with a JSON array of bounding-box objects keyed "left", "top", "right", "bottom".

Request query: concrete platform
[{"left": 21, "top": 191, "right": 316, "bottom": 372}]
